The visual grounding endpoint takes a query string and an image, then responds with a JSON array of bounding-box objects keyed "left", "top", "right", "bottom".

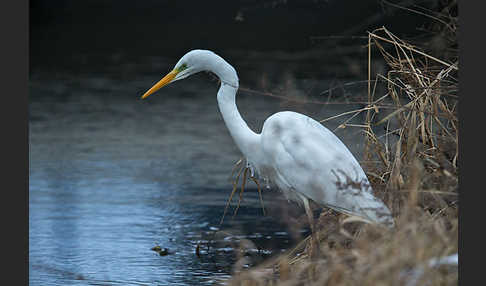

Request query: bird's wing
[{"left": 261, "top": 111, "right": 393, "bottom": 226}]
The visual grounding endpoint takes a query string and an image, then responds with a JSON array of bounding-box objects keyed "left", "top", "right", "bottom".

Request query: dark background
[{"left": 29, "top": 0, "right": 439, "bottom": 71}]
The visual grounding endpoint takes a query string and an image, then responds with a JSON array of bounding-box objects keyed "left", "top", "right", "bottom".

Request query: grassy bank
[{"left": 224, "top": 2, "right": 458, "bottom": 285}]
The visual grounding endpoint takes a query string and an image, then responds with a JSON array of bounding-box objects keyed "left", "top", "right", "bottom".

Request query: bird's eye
[{"left": 177, "top": 63, "right": 188, "bottom": 72}]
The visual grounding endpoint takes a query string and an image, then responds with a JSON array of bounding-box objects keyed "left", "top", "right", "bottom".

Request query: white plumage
[
  {"left": 260, "top": 111, "right": 394, "bottom": 226},
  {"left": 141, "top": 49, "right": 394, "bottom": 228}
]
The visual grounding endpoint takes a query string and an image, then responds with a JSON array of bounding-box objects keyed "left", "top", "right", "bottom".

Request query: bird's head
[{"left": 141, "top": 49, "right": 225, "bottom": 99}]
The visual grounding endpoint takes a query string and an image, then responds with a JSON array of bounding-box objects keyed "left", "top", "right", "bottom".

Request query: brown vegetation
[{"left": 222, "top": 2, "right": 458, "bottom": 285}]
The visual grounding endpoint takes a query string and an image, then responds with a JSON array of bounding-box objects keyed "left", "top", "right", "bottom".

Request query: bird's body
[
  {"left": 258, "top": 111, "right": 393, "bottom": 225},
  {"left": 142, "top": 49, "right": 394, "bottom": 228}
]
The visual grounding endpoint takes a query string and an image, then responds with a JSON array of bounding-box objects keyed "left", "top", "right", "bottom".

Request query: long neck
[
  {"left": 201, "top": 52, "right": 261, "bottom": 165},
  {"left": 217, "top": 83, "right": 261, "bottom": 162}
]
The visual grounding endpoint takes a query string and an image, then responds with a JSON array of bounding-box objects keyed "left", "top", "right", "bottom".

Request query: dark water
[{"left": 29, "top": 54, "right": 370, "bottom": 285}]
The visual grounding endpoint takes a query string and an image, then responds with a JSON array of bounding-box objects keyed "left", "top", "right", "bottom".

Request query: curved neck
[
  {"left": 217, "top": 83, "right": 260, "bottom": 162},
  {"left": 200, "top": 52, "right": 262, "bottom": 165}
]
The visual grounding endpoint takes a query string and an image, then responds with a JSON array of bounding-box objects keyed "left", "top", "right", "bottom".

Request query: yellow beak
[{"left": 141, "top": 69, "right": 179, "bottom": 99}]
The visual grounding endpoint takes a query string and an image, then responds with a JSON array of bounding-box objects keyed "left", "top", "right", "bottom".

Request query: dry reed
[{"left": 222, "top": 3, "right": 458, "bottom": 285}]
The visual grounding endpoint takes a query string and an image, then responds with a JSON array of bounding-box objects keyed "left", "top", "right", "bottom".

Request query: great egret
[{"left": 141, "top": 50, "right": 394, "bottom": 231}]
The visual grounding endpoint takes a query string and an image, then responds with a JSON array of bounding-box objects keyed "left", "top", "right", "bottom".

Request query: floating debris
[
  {"left": 195, "top": 243, "right": 201, "bottom": 258},
  {"left": 151, "top": 245, "right": 170, "bottom": 256}
]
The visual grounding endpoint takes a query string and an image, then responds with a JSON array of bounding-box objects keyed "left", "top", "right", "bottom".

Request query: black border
[
  {"left": 458, "top": 0, "right": 481, "bottom": 285},
  {"left": 2, "top": 0, "right": 28, "bottom": 285}
]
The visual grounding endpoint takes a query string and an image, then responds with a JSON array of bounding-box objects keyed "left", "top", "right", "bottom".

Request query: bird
[{"left": 141, "top": 49, "right": 395, "bottom": 233}]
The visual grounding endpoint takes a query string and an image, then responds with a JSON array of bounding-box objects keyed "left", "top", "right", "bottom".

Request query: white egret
[{"left": 141, "top": 50, "right": 394, "bottom": 232}]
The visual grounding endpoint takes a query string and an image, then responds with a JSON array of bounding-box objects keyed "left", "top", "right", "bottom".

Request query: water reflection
[
  {"left": 29, "top": 157, "right": 293, "bottom": 285},
  {"left": 29, "top": 57, "right": 368, "bottom": 285}
]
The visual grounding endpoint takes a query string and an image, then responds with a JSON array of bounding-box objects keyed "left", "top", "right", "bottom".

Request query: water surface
[{"left": 29, "top": 55, "right": 369, "bottom": 285}]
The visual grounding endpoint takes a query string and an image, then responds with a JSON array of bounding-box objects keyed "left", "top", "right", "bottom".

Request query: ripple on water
[{"left": 29, "top": 64, "right": 364, "bottom": 285}]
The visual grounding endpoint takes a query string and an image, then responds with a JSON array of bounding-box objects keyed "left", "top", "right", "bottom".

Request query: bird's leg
[
  {"left": 245, "top": 160, "right": 255, "bottom": 177},
  {"left": 300, "top": 194, "right": 321, "bottom": 258}
]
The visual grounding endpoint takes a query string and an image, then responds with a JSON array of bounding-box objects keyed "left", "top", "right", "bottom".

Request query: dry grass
[
  {"left": 225, "top": 210, "right": 457, "bottom": 286},
  {"left": 221, "top": 3, "right": 458, "bottom": 285},
  {"left": 362, "top": 25, "right": 458, "bottom": 216}
]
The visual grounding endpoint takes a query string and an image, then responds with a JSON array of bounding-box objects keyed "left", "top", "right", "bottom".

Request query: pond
[{"left": 29, "top": 54, "right": 369, "bottom": 285}]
